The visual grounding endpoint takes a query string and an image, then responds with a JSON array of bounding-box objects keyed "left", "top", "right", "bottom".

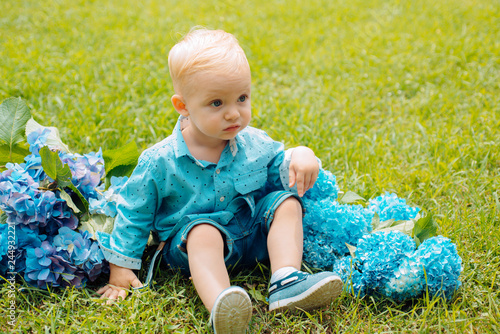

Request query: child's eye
[
  {"left": 211, "top": 100, "right": 222, "bottom": 107},
  {"left": 238, "top": 95, "right": 247, "bottom": 102}
]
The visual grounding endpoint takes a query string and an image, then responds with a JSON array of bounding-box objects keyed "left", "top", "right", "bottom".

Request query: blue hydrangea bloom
[
  {"left": 332, "top": 255, "right": 353, "bottom": 282},
  {"left": 1, "top": 125, "right": 112, "bottom": 288},
  {"left": 24, "top": 240, "right": 85, "bottom": 288},
  {"left": 0, "top": 164, "right": 58, "bottom": 229},
  {"left": 302, "top": 168, "right": 374, "bottom": 269},
  {"left": 52, "top": 227, "right": 107, "bottom": 282},
  {"left": 332, "top": 232, "right": 414, "bottom": 297},
  {"left": 24, "top": 153, "right": 45, "bottom": 183},
  {"left": 89, "top": 176, "right": 128, "bottom": 217},
  {"left": 0, "top": 223, "right": 9, "bottom": 273},
  {"left": 27, "top": 128, "right": 51, "bottom": 155},
  {"left": 16, "top": 225, "right": 46, "bottom": 248},
  {"left": 303, "top": 199, "right": 373, "bottom": 269},
  {"left": 331, "top": 255, "right": 366, "bottom": 295},
  {"left": 53, "top": 227, "right": 92, "bottom": 264},
  {"left": 303, "top": 169, "right": 339, "bottom": 202},
  {"left": 0, "top": 163, "right": 38, "bottom": 195},
  {"left": 334, "top": 232, "right": 462, "bottom": 301},
  {"left": 43, "top": 198, "right": 78, "bottom": 235},
  {"left": 354, "top": 231, "right": 416, "bottom": 297},
  {"left": 368, "top": 192, "right": 420, "bottom": 222},
  {"left": 34, "top": 191, "right": 58, "bottom": 226},
  {"left": 0, "top": 224, "right": 48, "bottom": 276},
  {"left": 83, "top": 241, "right": 109, "bottom": 281},
  {"left": 385, "top": 236, "right": 462, "bottom": 301},
  {"left": 416, "top": 236, "right": 462, "bottom": 299},
  {"left": 383, "top": 256, "right": 426, "bottom": 301},
  {"left": 60, "top": 149, "right": 105, "bottom": 200}
]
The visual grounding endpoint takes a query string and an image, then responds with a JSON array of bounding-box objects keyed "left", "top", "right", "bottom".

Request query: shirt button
[
  {"left": 220, "top": 196, "right": 225, "bottom": 202},
  {"left": 216, "top": 169, "right": 221, "bottom": 174}
]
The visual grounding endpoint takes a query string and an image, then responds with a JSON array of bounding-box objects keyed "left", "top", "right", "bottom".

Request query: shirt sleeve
[
  {"left": 278, "top": 148, "right": 297, "bottom": 193},
  {"left": 269, "top": 146, "right": 323, "bottom": 195},
  {"left": 97, "top": 151, "right": 158, "bottom": 270}
]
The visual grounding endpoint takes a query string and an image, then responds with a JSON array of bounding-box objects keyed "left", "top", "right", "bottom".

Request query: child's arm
[
  {"left": 288, "top": 146, "right": 320, "bottom": 197},
  {"left": 96, "top": 149, "right": 160, "bottom": 302},
  {"left": 96, "top": 263, "right": 143, "bottom": 303}
]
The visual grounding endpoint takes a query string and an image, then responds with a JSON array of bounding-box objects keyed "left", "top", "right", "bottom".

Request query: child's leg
[
  {"left": 266, "top": 196, "right": 343, "bottom": 312},
  {"left": 185, "top": 223, "right": 230, "bottom": 311},
  {"left": 186, "top": 223, "right": 252, "bottom": 332},
  {"left": 267, "top": 197, "right": 303, "bottom": 273}
]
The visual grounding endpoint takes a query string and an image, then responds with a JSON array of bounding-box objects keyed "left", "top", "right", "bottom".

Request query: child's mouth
[{"left": 224, "top": 125, "right": 240, "bottom": 132}]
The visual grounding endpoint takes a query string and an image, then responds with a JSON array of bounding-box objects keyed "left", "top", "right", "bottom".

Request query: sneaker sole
[
  {"left": 212, "top": 288, "right": 252, "bottom": 334},
  {"left": 269, "top": 276, "right": 343, "bottom": 312}
]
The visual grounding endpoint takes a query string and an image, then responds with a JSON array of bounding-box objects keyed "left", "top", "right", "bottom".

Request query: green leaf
[
  {"left": 0, "top": 97, "right": 32, "bottom": 161},
  {"left": 60, "top": 189, "right": 81, "bottom": 213},
  {"left": 25, "top": 118, "right": 71, "bottom": 153},
  {"left": 39, "top": 146, "right": 89, "bottom": 212},
  {"left": 339, "top": 191, "right": 366, "bottom": 204},
  {"left": 103, "top": 141, "right": 139, "bottom": 187},
  {"left": 0, "top": 212, "right": 7, "bottom": 224},
  {"left": 370, "top": 212, "right": 381, "bottom": 230},
  {"left": 246, "top": 284, "right": 267, "bottom": 303},
  {"left": 412, "top": 211, "right": 439, "bottom": 246},
  {"left": 345, "top": 242, "right": 357, "bottom": 258},
  {"left": 0, "top": 143, "right": 30, "bottom": 166},
  {"left": 39, "top": 146, "right": 73, "bottom": 187},
  {"left": 147, "top": 231, "right": 160, "bottom": 247},
  {"left": 79, "top": 214, "right": 115, "bottom": 239},
  {"left": 106, "top": 163, "right": 136, "bottom": 179},
  {"left": 376, "top": 218, "right": 397, "bottom": 230},
  {"left": 67, "top": 184, "right": 90, "bottom": 213},
  {"left": 103, "top": 141, "right": 140, "bottom": 175},
  {"left": 371, "top": 219, "right": 415, "bottom": 236}
]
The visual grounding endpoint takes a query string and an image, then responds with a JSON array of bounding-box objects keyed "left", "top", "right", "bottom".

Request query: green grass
[{"left": 1, "top": 0, "right": 499, "bottom": 332}]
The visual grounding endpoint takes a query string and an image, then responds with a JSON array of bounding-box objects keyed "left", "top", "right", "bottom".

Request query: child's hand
[
  {"left": 97, "top": 263, "right": 143, "bottom": 304},
  {"left": 288, "top": 146, "right": 319, "bottom": 197}
]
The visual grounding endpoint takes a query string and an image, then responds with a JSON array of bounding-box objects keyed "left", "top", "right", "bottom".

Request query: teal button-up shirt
[{"left": 98, "top": 116, "right": 297, "bottom": 269}]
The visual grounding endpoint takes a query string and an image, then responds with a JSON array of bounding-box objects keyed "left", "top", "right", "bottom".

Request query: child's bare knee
[
  {"left": 277, "top": 197, "right": 302, "bottom": 214},
  {"left": 187, "top": 224, "right": 223, "bottom": 244}
]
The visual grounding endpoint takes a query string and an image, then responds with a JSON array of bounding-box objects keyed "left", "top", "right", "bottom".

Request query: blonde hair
[{"left": 168, "top": 28, "right": 250, "bottom": 94}]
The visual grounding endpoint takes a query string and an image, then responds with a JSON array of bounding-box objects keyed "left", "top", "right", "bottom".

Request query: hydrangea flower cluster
[
  {"left": 332, "top": 231, "right": 416, "bottom": 297},
  {"left": 0, "top": 127, "right": 109, "bottom": 288},
  {"left": 332, "top": 232, "right": 462, "bottom": 301},
  {"left": 302, "top": 169, "right": 373, "bottom": 268},
  {"left": 25, "top": 240, "right": 83, "bottom": 288},
  {"left": 0, "top": 223, "right": 11, "bottom": 273},
  {"left": 384, "top": 236, "right": 463, "bottom": 301},
  {"left": 303, "top": 169, "right": 340, "bottom": 202},
  {"left": 59, "top": 149, "right": 105, "bottom": 200},
  {"left": 301, "top": 172, "right": 462, "bottom": 301},
  {"left": 89, "top": 176, "right": 128, "bottom": 218},
  {"left": 368, "top": 192, "right": 420, "bottom": 222},
  {"left": 303, "top": 199, "right": 373, "bottom": 268},
  {"left": 301, "top": 171, "right": 422, "bottom": 269}
]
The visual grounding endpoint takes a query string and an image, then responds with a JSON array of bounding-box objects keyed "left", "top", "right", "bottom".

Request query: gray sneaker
[
  {"left": 210, "top": 286, "right": 252, "bottom": 333},
  {"left": 268, "top": 271, "right": 343, "bottom": 312}
]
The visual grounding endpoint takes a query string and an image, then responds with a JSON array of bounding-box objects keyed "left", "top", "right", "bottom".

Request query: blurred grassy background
[{"left": 1, "top": 0, "right": 499, "bottom": 332}]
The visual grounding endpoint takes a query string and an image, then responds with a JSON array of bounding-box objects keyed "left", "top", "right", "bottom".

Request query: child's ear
[{"left": 171, "top": 95, "right": 189, "bottom": 116}]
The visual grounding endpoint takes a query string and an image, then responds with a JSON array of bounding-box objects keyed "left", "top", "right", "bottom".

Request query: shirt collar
[
  {"left": 173, "top": 116, "right": 191, "bottom": 159},
  {"left": 173, "top": 116, "right": 240, "bottom": 167}
]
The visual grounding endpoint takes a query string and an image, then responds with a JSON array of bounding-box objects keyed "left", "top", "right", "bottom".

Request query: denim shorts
[{"left": 162, "top": 191, "right": 303, "bottom": 276}]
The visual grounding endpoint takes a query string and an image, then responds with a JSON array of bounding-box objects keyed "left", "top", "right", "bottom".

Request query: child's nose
[{"left": 225, "top": 106, "right": 239, "bottom": 120}]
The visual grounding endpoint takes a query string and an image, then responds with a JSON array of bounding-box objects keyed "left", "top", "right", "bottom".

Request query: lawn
[{"left": 1, "top": 0, "right": 499, "bottom": 332}]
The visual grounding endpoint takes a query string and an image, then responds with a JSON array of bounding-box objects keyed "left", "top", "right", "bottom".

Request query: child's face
[{"left": 181, "top": 68, "right": 251, "bottom": 144}]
